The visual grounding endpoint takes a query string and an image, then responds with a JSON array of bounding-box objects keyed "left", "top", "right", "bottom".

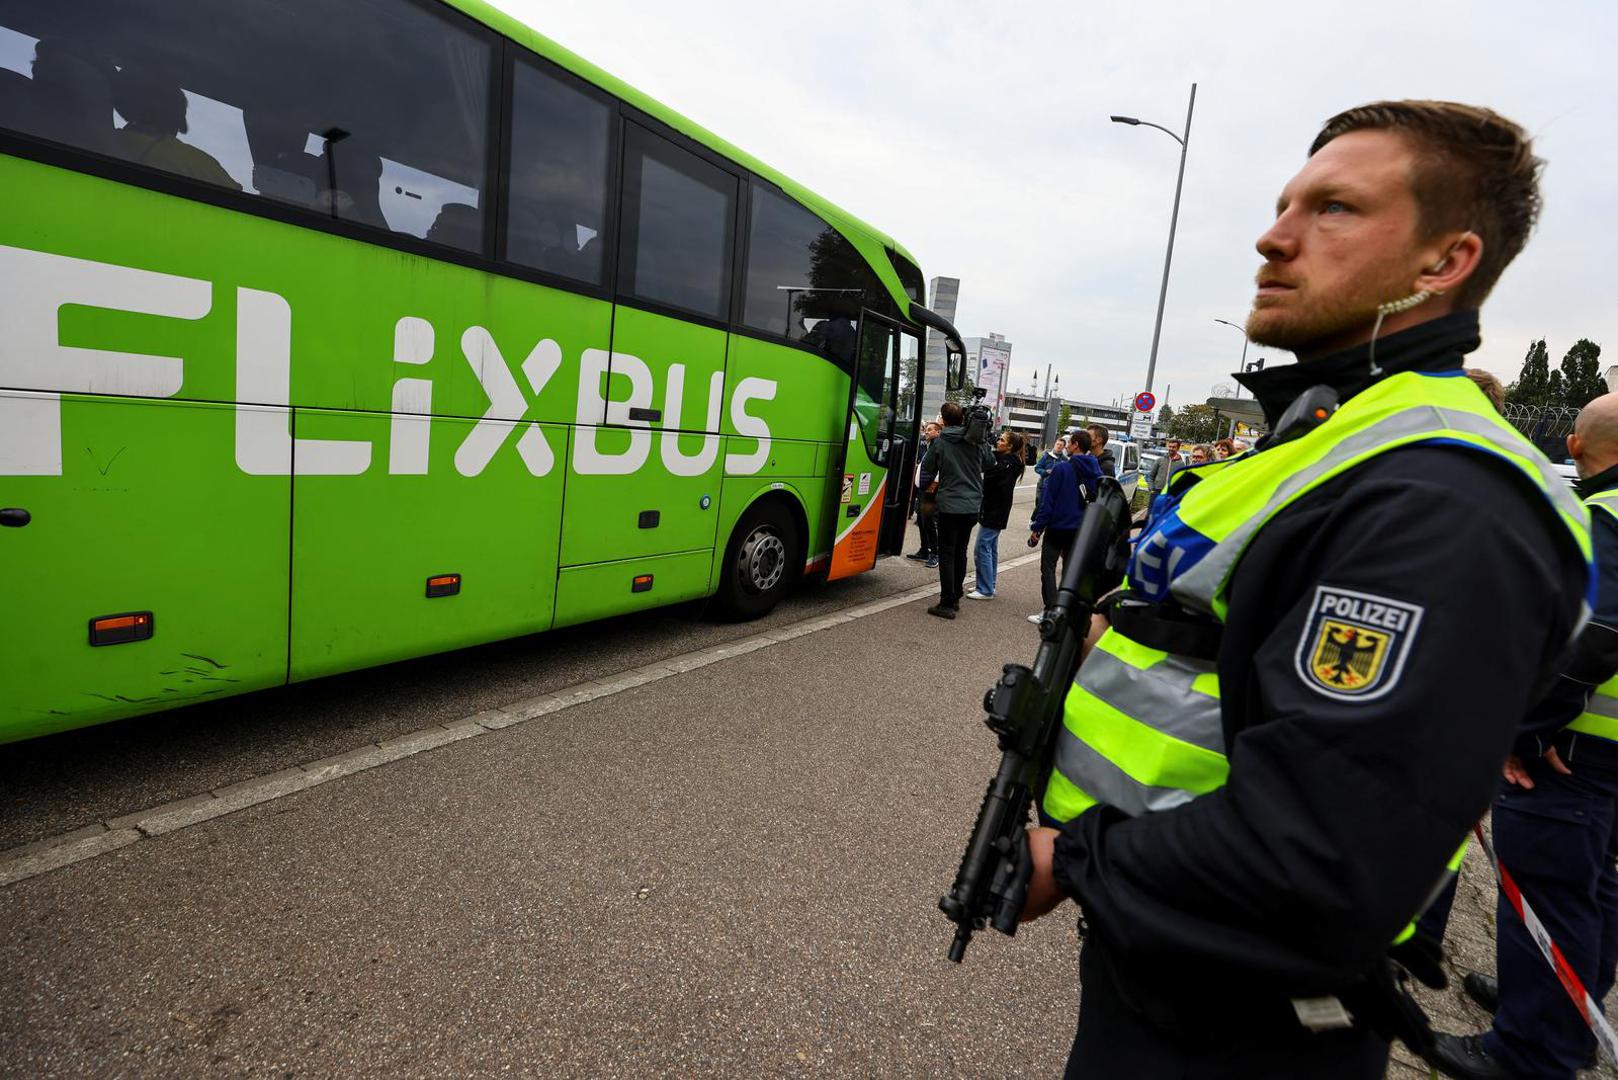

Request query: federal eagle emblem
[{"left": 1295, "top": 586, "right": 1424, "bottom": 701}]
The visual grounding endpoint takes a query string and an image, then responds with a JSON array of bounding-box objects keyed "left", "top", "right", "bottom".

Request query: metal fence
[{"left": 1503, "top": 403, "right": 1579, "bottom": 460}]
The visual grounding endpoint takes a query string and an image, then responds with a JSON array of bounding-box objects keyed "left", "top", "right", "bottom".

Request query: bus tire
[{"left": 711, "top": 499, "right": 800, "bottom": 621}]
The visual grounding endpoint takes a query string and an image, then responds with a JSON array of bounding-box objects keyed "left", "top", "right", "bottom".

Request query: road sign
[
  {"left": 1133, "top": 391, "right": 1156, "bottom": 413},
  {"left": 1130, "top": 416, "right": 1152, "bottom": 439}
]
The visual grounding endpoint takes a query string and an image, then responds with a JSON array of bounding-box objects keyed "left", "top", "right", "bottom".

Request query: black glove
[
  {"left": 1388, "top": 930, "right": 1448, "bottom": 991},
  {"left": 1340, "top": 958, "right": 1439, "bottom": 1065}
]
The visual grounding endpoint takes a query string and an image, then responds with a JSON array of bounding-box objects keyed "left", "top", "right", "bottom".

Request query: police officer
[
  {"left": 1016, "top": 101, "right": 1592, "bottom": 1079},
  {"left": 1432, "top": 394, "right": 1618, "bottom": 1080}
]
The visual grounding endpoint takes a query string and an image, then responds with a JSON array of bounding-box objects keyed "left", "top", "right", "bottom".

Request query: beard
[{"left": 1246, "top": 258, "right": 1419, "bottom": 355}]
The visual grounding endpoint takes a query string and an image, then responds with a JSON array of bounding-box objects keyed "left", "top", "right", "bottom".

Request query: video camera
[{"left": 965, "top": 386, "right": 992, "bottom": 445}]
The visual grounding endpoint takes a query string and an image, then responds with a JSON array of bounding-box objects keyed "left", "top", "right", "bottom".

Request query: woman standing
[{"left": 967, "top": 431, "right": 1026, "bottom": 601}]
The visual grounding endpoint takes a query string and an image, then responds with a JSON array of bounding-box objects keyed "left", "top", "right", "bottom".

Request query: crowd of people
[
  {"left": 1146, "top": 435, "right": 1252, "bottom": 498},
  {"left": 910, "top": 415, "right": 1122, "bottom": 623}
]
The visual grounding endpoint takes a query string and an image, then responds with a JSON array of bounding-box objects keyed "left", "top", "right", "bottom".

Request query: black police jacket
[
  {"left": 1519, "top": 462, "right": 1618, "bottom": 773},
  {"left": 1051, "top": 311, "right": 1588, "bottom": 1016}
]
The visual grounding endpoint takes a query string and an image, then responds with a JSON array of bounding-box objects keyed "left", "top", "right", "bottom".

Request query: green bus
[{"left": 0, "top": 0, "right": 967, "bottom": 743}]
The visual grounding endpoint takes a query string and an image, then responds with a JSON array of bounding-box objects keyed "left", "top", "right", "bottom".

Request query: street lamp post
[
  {"left": 1112, "top": 82, "right": 1196, "bottom": 398},
  {"left": 1213, "top": 317, "right": 1249, "bottom": 397}
]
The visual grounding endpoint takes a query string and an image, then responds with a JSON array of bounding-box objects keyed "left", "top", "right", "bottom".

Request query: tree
[
  {"left": 1157, "top": 404, "right": 1176, "bottom": 431},
  {"left": 896, "top": 347, "right": 920, "bottom": 421},
  {"left": 1506, "top": 339, "right": 1551, "bottom": 407},
  {"left": 945, "top": 381, "right": 981, "bottom": 408},
  {"left": 1546, "top": 370, "right": 1566, "bottom": 409},
  {"left": 1162, "top": 402, "right": 1220, "bottom": 444},
  {"left": 1560, "top": 338, "right": 1606, "bottom": 408},
  {"left": 1057, "top": 403, "right": 1072, "bottom": 434}
]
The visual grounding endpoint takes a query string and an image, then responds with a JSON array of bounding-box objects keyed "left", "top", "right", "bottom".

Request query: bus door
[
  {"left": 877, "top": 329, "right": 923, "bottom": 556},
  {"left": 826, "top": 313, "right": 904, "bottom": 580}
]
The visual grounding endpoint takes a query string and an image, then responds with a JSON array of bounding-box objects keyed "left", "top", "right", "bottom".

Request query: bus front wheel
[{"left": 711, "top": 500, "right": 800, "bottom": 620}]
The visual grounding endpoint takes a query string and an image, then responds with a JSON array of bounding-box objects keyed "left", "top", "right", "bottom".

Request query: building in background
[
  {"left": 920, "top": 276, "right": 960, "bottom": 420},
  {"left": 1065, "top": 399, "right": 1134, "bottom": 443},
  {"left": 965, "top": 333, "right": 1012, "bottom": 422},
  {"left": 1001, "top": 391, "right": 1057, "bottom": 447},
  {"left": 999, "top": 393, "right": 1140, "bottom": 453}
]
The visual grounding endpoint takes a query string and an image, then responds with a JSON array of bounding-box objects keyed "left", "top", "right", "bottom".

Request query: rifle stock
[{"left": 939, "top": 477, "right": 1132, "bottom": 962}]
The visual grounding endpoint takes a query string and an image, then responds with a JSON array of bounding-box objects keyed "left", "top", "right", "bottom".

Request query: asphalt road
[
  {"left": 2, "top": 486, "right": 1097, "bottom": 1078},
  {"left": 0, "top": 490, "right": 1042, "bottom": 854},
  {"left": 6, "top": 482, "right": 1615, "bottom": 1079}
]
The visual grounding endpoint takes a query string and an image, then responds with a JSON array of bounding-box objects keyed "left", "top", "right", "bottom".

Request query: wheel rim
[{"left": 738, "top": 527, "right": 786, "bottom": 594}]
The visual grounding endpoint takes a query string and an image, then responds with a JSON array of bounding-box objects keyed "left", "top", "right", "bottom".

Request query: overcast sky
[{"left": 504, "top": 0, "right": 1616, "bottom": 411}]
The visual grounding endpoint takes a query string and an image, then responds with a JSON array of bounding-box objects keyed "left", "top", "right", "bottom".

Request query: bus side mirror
[{"left": 946, "top": 342, "right": 967, "bottom": 391}]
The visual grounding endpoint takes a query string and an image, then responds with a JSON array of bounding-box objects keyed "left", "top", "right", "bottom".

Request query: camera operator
[{"left": 921, "top": 400, "right": 995, "bottom": 619}]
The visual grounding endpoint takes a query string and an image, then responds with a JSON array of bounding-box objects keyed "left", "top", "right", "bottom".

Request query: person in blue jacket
[{"left": 1026, "top": 429, "right": 1100, "bottom": 623}]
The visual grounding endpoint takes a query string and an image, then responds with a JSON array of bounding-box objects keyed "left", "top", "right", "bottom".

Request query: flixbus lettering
[{"left": 0, "top": 245, "right": 777, "bottom": 479}]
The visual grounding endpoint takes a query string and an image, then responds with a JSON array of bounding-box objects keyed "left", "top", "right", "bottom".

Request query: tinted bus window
[
  {"left": 505, "top": 59, "right": 611, "bottom": 285},
  {"left": 0, "top": 0, "right": 492, "bottom": 253},
  {"left": 617, "top": 124, "right": 735, "bottom": 320},
  {"left": 888, "top": 248, "right": 925, "bottom": 305},
  {"left": 742, "top": 183, "right": 883, "bottom": 353}
]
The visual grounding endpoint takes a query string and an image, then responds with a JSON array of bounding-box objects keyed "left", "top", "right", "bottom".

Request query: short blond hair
[{"left": 1465, "top": 368, "right": 1505, "bottom": 413}]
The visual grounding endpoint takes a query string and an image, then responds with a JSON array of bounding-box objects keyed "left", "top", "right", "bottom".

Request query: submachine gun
[{"left": 939, "top": 476, "right": 1132, "bottom": 962}]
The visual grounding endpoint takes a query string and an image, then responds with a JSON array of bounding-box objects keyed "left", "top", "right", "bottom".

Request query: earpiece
[
  {"left": 1426, "top": 231, "right": 1475, "bottom": 275},
  {"left": 1367, "top": 289, "right": 1437, "bottom": 376},
  {"left": 1376, "top": 291, "right": 1433, "bottom": 317}
]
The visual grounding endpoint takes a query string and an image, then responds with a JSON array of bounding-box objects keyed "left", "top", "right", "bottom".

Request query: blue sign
[{"left": 1134, "top": 391, "right": 1157, "bottom": 413}]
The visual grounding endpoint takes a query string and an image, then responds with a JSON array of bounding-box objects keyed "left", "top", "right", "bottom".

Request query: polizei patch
[{"left": 1294, "top": 586, "right": 1425, "bottom": 701}]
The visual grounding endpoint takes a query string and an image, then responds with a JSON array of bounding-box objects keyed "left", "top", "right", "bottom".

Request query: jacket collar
[
  {"left": 1577, "top": 462, "right": 1618, "bottom": 500},
  {"left": 1237, "top": 310, "right": 1481, "bottom": 428}
]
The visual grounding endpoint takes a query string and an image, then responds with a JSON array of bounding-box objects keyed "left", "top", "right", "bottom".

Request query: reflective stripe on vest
[
  {"left": 1044, "top": 370, "right": 1593, "bottom": 826},
  {"left": 1044, "top": 629, "right": 1227, "bottom": 821},
  {"left": 1568, "top": 492, "right": 1618, "bottom": 743}
]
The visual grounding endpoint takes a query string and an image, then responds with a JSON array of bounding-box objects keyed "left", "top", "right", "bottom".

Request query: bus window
[
  {"left": 887, "top": 247, "right": 925, "bottom": 304},
  {"left": 896, "top": 332, "right": 921, "bottom": 424},
  {"left": 617, "top": 123, "right": 736, "bottom": 321},
  {"left": 741, "top": 182, "right": 881, "bottom": 354},
  {"left": 0, "top": 0, "right": 493, "bottom": 253},
  {"left": 505, "top": 59, "right": 612, "bottom": 286}
]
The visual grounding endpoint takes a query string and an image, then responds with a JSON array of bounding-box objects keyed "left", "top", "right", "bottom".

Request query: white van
[{"left": 1115, "top": 442, "right": 1142, "bottom": 502}]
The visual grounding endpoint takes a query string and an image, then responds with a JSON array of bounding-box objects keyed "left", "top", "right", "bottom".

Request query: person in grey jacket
[
  {"left": 921, "top": 401, "right": 996, "bottom": 618},
  {"left": 1149, "top": 438, "right": 1183, "bottom": 495}
]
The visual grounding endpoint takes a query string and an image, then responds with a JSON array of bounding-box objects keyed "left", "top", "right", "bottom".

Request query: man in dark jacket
[
  {"left": 907, "top": 420, "right": 942, "bottom": 566},
  {"left": 967, "top": 431, "right": 1026, "bottom": 601},
  {"left": 921, "top": 401, "right": 995, "bottom": 618},
  {"left": 1026, "top": 429, "right": 1100, "bottom": 622},
  {"left": 1088, "top": 424, "right": 1117, "bottom": 478},
  {"left": 1013, "top": 101, "right": 1590, "bottom": 1079},
  {"left": 1433, "top": 391, "right": 1618, "bottom": 1080}
]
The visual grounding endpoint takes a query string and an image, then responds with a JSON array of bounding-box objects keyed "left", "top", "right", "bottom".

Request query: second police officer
[
  {"left": 1015, "top": 100, "right": 1593, "bottom": 1079},
  {"left": 1433, "top": 392, "right": 1618, "bottom": 1080}
]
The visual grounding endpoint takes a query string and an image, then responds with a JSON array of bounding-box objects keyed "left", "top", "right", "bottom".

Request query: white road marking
[{"left": 0, "top": 551, "right": 1043, "bottom": 888}]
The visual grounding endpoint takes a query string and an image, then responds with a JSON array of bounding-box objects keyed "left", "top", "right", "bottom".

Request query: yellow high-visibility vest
[
  {"left": 1568, "top": 489, "right": 1618, "bottom": 743},
  {"left": 1042, "top": 370, "right": 1592, "bottom": 939}
]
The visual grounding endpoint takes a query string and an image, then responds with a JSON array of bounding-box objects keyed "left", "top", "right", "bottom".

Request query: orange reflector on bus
[
  {"left": 632, "top": 574, "right": 654, "bottom": 593},
  {"left": 426, "top": 574, "right": 461, "bottom": 598},
  {"left": 89, "top": 611, "right": 153, "bottom": 646}
]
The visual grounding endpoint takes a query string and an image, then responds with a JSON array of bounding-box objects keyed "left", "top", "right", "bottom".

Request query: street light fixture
[
  {"left": 1111, "top": 83, "right": 1197, "bottom": 398},
  {"left": 1213, "top": 317, "right": 1249, "bottom": 397}
]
